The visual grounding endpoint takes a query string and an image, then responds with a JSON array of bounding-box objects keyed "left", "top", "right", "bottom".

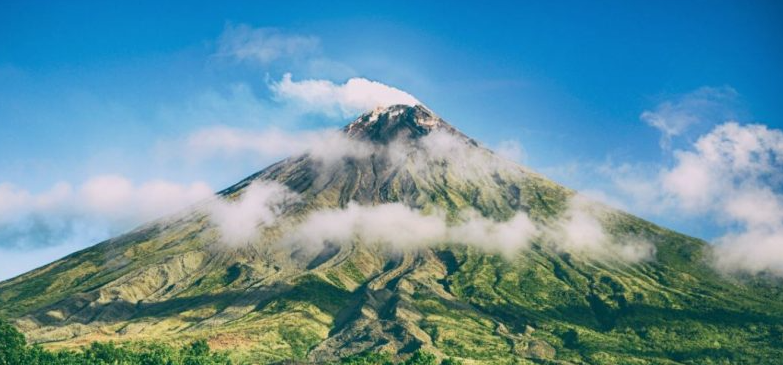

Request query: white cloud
[
  {"left": 207, "top": 180, "right": 298, "bottom": 247},
  {"left": 411, "top": 130, "right": 525, "bottom": 183},
  {"left": 495, "top": 140, "right": 526, "bottom": 163},
  {"left": 279, "top": 197, "right": 651, "bottom": 263},
  {"left": 0, "top": 176, "right": 214, "bottom": 251},
  {"left": 449, "top": 209, "right": 538, "bottom": 255},
  {"left": 78, "top": 175, "right": 214, "bottom": 225},
  {"left": 0, "top": 183, "right": 35, "bottom": 222},
  {"left": 212, "top": 24, "right": 356, "bottom": 80},
  {"left": 280, "top": 202, "right": 538, "bottom": 256},
  {"left": 175, "top": 111, "right": 500, "bottom": 184},
  {"left": 551, "top": 195, "right": 655, "bottom": 263},
  {"left": 215, "top": 24, "right": 319, "bottom": 64},
  {"left": 179, "top": 125, "right": 374, "bottom": 167},
  {"left": 579, "top": 120, "right": 783, "bottom": 275},
  {"left": 282, "top": 203, "right": 448, "bottom": 252},
  {"left": 270, "top": 73, "right": 420, "bottom": 117},
  {"left": 713, "top": 226, "right": 783, "bottom": 276},
  {"left": 557, "top": 199, "right": 608, "bottom": 253},
  {"left": 640, "top": 86, "right": 739, "bottom": 148},
  {"left": 183, "top": 126, "right": 300, "bottom": 159},
  {"left": 660, "top": 123, "right": 783, "bottom": 275},
  {"left": 544, "top": 159, "right": 671, "bottom": 218},
  {"left": 661, "top": 123, "right": 783, "bottom": 214}
]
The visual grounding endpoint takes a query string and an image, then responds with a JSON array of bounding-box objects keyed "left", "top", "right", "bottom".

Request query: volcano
[{"left": 1, "top": 105, "right": 781, "bottom": 364}]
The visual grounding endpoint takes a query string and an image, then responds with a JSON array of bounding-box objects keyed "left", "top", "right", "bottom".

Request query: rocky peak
[{"left": 343, "top": 104, "right": 456, "bottom": 143}]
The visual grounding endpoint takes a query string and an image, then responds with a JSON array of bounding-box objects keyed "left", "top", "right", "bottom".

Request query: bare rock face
[
  {"left": 344, "top": 105, "right": 449, "bottom": 142},
  {"left": 2, "top": 105, "right": 783, "bottom": 364},
  {"left": 514, "top": 338, "right": 556, "bottom": 360}
]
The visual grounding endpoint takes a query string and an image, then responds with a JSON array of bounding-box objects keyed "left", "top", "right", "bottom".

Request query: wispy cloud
[
  {"left": 495, "top": 139, "right": 526, "bottom": 163},
  {"left": 211, "top": 24, "right": 356, "bottom": 79},
  {"left": 640, "top": 86, "right": 740, "bottom": 148},
  {"left": 215, "top": 24, "right": 320, "bottom": 65},
  {"left": 207, "top": 180, "right": 298, "bottom": 247},
  {"left": 169, "top": 125, "right": 373, "bottom": 168},
  {"left": 155, "top": 82, "right": 275, "bottom": 127},
  {"left": 550, "top": 195, "right": 656, "bottom": 262},
  {"left": 270, "top": 73, "right": 420, "bottom": 117}
]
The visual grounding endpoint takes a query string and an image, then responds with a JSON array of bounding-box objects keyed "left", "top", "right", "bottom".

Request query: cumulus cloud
[
  {"left": 641, "top": 86, "right": 739, "bottom": 148},
  {"left": 207, "top": 180, "right": 299, "bottom": 247},
  {"left": 280, "top": 202, "right": 538, "bottom": 256},
  {"left": 578, "top": 120, "right": 783, "bottom": 275},
  {"left": 714, "top": 226, "right": 783, "bottom": 277},
  {"left": 215, "top": 24, "right": 319, "bottom": 64},
  {"left": 659, "top": 123, "right": 783, "bottom": 275},
  {"left": 660, "top": 122, "right": 783, "bottom": 214},
  {"left": 270, "top": 73, "right": 420, "bottom": 117}
]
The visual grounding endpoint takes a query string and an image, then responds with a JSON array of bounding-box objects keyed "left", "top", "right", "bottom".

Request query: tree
[
  {"left": 339, "top": 351, "right": 395, "bottom": 365},
  {"left": 137, "top": 343, "right": 175, "bottom": 365},
  {"left": 180, "top": 339, "right": 231, "bottom": 365},
  {"left": 0, "top": 319, "right": 27, "bottom": 365},
  {"left": 403, "top": 350, "right": 437, "bottom": 365},
  {"left": 83, "top": 341, "right": 133, "bottom": 364},
  {"left": 440, "top": 358, "right": 464, "bottom": 365}
]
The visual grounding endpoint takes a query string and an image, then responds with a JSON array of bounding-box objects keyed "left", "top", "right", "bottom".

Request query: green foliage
[
  {"left": 0, "top": 318, "right": 231, "bottom": 365},
  {"left": 337, "top": 351, "right": 449, "bottom": 365},
  {"left": 0, "top": 319, "right": 25, "bottom": 365},
  {"left": 439, "top": 359, "right": 463, "bottom": 365},
  {"left": 341, "top": 261, "right": 367, "bottom": 283},
  {"left": 181, "top": 339, "right": 213, "bottom": 365},
  {"left": 339, "top": 351, "right": 395, "bottom": 365},
  {"left": 403, "top": 350, "right": 437, "bottom": 365}
]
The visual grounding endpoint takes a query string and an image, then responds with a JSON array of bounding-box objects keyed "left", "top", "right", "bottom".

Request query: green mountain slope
[{"left": 1, "top": 105, "right": 782, "bottom": 364}]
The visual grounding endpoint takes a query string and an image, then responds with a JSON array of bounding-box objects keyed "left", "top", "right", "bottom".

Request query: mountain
[{"left": 1, "top": 105, "right": 782, "bottom": 364}]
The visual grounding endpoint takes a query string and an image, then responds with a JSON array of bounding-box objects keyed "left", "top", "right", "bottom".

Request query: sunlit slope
[{"left": 1, "top": 105, "right": 782, "bottom": 364}]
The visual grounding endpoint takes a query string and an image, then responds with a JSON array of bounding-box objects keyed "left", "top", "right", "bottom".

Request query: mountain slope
[{"left": 1, "top": 105, "right": 782, "bottom": 364}]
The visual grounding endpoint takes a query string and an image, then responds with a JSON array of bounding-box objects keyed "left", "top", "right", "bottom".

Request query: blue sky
[{"left": 1, "top": 1, "right": 782, "bottom": 279}]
